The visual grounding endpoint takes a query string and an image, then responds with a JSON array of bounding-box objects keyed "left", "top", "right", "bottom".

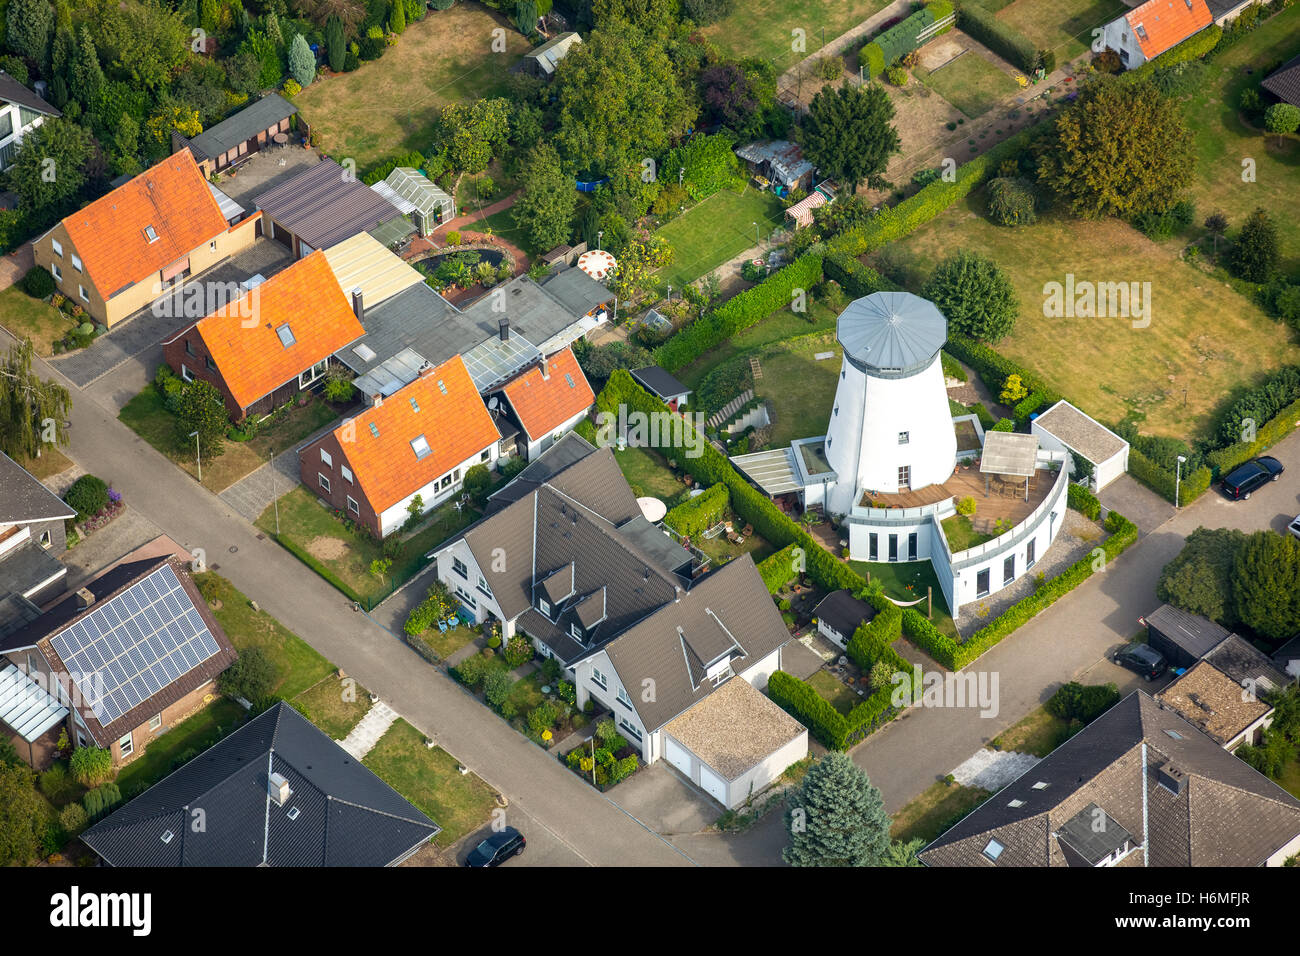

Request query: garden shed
[
  {"left": 371, "top": 167, "right": 453, "bottom": 236},
  {"left": 1031, "top": 400, "right": 1129, "bottom": 492},
  {"left": 1143, "top": 603, "right": 1231, "bottom": 671}
]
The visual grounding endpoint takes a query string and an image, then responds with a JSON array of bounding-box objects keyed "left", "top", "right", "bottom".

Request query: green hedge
[
  {"left": 952, "top": 511, "right": 1139, "bottom": 668},
  {"left": 1067, "top": 482, "right": 1101, "bottom": 520},
  {"left": 901, "top": 607, "right": 960, "bottom": 666},
  {"left": 1206, "top": 396, "right": 1300, "bottom": 477},
  {"left": 1012, "top": 390, "right": 1050, "bottom": 425},
  {"left": 768, "top": 670, "right": 851, "bottom": 748},
  {"left": 858, "top": 2, "right": 953, "bottom": 75},
  {"left": 822, "top": 249, "right": 894, "bottom": 297},
  {"left": 1127, "top": 446, "right": 1212, "bottom": 506},
  {"left": 663, "top": 483, "right": 729, "bottom": 536},
  {"left": 945, "top": 333, "right": 1060, "bottom": 412},
  {"left": 655, "top": 254, "right": 824, "bottom": 372},
  {"left": 957, "top": 2, "right": 1037, "bottom": 72},
  {"left": 757, "top": 543, "right": 801, "bottom": 593},
  {"left": 361, "top": 149, "right": 426, "bottom": 186},
  {"left": 1127, "top": 24, "right": 1222, "bottom": 82}
]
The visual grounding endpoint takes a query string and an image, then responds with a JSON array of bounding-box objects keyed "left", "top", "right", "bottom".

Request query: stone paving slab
[
  {"left": 339, "top": 700, "right": 399, "bottom": 758},
  {"left": 950, "top": 747, "right": 1040, "bottom": 792}
]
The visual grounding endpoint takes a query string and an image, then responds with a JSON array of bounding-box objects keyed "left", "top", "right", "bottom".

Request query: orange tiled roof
[
  {"left": 502, "top": 348, "right": 595, "bottom": 441},
  {"left": 195, "top": 251, "right": 365, "bottom": 409},
  {"left": 61, "top": 151, "right": 230, "bottom": 301},
  {"left": 1126, "top": 0, "right": 1212, "bottom": 60},
  {"left": 338, "top": 356, "right": 500, "bottom": 513}
]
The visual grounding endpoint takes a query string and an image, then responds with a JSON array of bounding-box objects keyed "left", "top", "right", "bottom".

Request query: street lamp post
[
  {"left": 597, "top": 230, "right": 603, "bottom": 252},
  {"left": 752, "top": 221, "right": 759, "bottom": 246},
  {"left": 1175, "top": 454, "right": 1187, "bottom": 508},
  {"left": 679, "top": 166, "right": 684, "bottom": 185},
  {"left": 189, "top": 430, "right": 202, "bottom": 483}
]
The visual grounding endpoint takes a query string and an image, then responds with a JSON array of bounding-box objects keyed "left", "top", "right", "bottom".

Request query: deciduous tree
[
  {"left": 1156, "top": 527, "right": 1246, "bottom": 628},
  {"left": 0, "top": 763, "right": 46, "bottom": 866},
  {"left": 1233, "top": 531, "right": 1300, "bottom": 641},
  {"left": 797, "top": 83, "right": 899, "bottom": 194},
  {"left": 512, "top": 143, "right": 578, "bottom": 251},
  {"left": 784, "top": 753, "right": 890, "bottom": 866},
  {"left": 0, "top": 337, "right": 71, "bottom": 461},
  {"left": 6, "top": 0, "right": 54, "bottom": 70},
  {"left": 174, "top": 378, "right": 227, "bottom": 460},
  {"left": 921, "top": 251, "right": 1019, "bottom": 343}
]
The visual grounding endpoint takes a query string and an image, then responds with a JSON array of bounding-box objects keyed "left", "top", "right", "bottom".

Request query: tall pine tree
[
  {"left": 287, "top": 33, "right": 315, "bottom": 87},
  {"left": 325, "top": 15, "right": 344, "bottom": 73},
  {"left": 70, "top": 27, "right": 104, "bottom": 101},
  {"left": 6, "top": 0, "right": 55, "bottom": 70},
  {"left": 389, "top": 0, "right": 406, "bottom": 34},
  {"left": 784, "top": 754, "right": 891, "bottom": 866}
]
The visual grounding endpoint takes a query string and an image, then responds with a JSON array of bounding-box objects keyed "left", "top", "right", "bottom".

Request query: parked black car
[
  {"left": 1113, "top": 644, "right": 1168, "bottom": 681},
  {"left": 465, "top": 827, "right": 526, "bottom": 866},
  {"left": 1220, "top": 456, "right": 1284, "bottom": 500}
]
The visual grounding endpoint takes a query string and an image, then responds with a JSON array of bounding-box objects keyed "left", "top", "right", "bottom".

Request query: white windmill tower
[{"left": 824, "top": 291, "right": 957, "bottom": 515}]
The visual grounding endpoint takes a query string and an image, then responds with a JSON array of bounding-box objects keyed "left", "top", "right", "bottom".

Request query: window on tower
[{"left": 898, "top": 431, "right": 909, "bottom": 444}]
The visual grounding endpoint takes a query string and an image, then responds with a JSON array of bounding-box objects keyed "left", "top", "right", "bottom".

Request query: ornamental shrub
[
  {"left": 986, "top": 177, "right": 1036, "bottom": 226},
  {"left": 503, "top": 636, "right": 533, "bottom": 667},
  {"left": 19, "top": 266, "right": 55, "bottom": 298},
  {"left": 1067, "top": 483, "right": 1101, "bottom": 520},
  {"left": 217, "top": 646, "right": 277, "bottom": 702},
  {"left": 65, "top": 475, "right": 109, "bottom": 521},
  {"left": 956, "top": 496, "right": 976, "bottom": 516},
  {"left": 453, "top": 653, "right": 487, "bottom": 688},
  {"left": 483, "top": 669, "right": 512, "bottom": 710},
  {"left": 1046, "top": 681, "right": 1120, "bottom": 724},
  {"left": 69, "top": 747, "right": 113, "bottom": 787},
  {"left": 82, "top": 783, "right": 122, "bottom": 822},
  {"left": 757, "top": 544, "right": 801, "bottom": 593}
]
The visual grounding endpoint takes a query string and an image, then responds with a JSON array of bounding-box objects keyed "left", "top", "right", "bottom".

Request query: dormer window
[
  {"left": 144, "top": 225, "right": 159, "bottom": 243},
  {"left": 411, "top": 435, "right": 431, "bottom": 459},
  {"left": 538, "top": 598, "right": 551, "bottom": 617},
  {"left": 570, "top": 622, "right": 583, "bottom": 640},
  {"left": 275, "top": 323, "right": 296, "bottom": 347}
]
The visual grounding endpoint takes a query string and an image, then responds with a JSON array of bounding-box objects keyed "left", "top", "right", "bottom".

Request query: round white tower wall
[{"left": 825, "top": 352, "right": 957, "bottom": 515}]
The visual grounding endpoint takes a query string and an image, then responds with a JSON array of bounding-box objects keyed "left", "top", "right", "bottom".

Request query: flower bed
[{"left": 79, "top": 495, "right": 125, "bottom": 534}]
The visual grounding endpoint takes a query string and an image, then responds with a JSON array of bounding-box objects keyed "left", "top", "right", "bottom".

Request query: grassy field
[
  {"left": 989, "top": 704, "right": 1074, "bottom": 758},
  {"left": 363, "top": 718, "right": 499, "bottom": 846},
  {"left": 611, "top": 445, "right": 692, "bottom": 504},
  {"left": 256, "top": 485, "right": 477, "bottom": 604},
  {"left": 891, "top": 779, "right": 991, "bottom": 844},
  {"left": 677, "top": 300, "right": 839, "bottom": 391},
  {"left": 194, "top": 572, "right": 336, "bottom": 699},
  {"left": 1181, "top": 4, "right": 1300, "bottom": 273},
  {"left": 700, "top": 0, "right": 888, "bottom": 65},
  {"left": 294, "top": 6, "right": 529, "bottom": 172},
  {"left": 0, "top": 287, "right": 76, "bottom": 356},
  {"left": 754, "top": 343, "right": 841, "bottom": 447},
  {"left": 654, "top": 187, "right": 785, "bottom": 290},
  {"left": 115, "top": 697, "right": 247, "bottom": 797},
  {"left": 878, "top": 199, "right": 1300, "bottom": 440},
  {"left": 16, "top": 447, "right": 72, "bottom": 481},
  {"left": 118, "top": 388, "right": 338, "bottom": 493},
  {"left": 995, "top": 0, "right": 1129, "bottom": 61},
  {"left": 915, "top": 52, "right": 1018, "bottom": 119}
]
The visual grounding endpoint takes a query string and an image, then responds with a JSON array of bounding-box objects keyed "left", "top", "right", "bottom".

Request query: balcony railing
[{"left": 944, "top": 453, "right": 1070, "bottom": 570}]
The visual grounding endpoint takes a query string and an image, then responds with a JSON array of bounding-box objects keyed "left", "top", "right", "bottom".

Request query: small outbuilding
[
  {"left": 631, "top": 366, "right": 691, "bottom": 409},
  {"left": 370, "top": 167, "right": 453, "bottom": 236},
  {"left": 1263, "top": 53, "right": 1300, "bottom": 107},
  {"left": 521, "top": 32, "right": 582, "bottom": 79},
  {"left": 1031, "top": 400, "right": 1129, "bottom": 492},
  {"left": 1143, "top": 604, "right": 1231, "bottom": 671},
  {"left": 175, "top": 92, "right": 297, "bottom": 177},
  {"left": 813, "top": 589, "right": 876, "bottom": 649}
]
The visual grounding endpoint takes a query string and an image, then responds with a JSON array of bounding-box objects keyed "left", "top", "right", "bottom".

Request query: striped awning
[{"left": 0, "top": 662, "right": 68, "bottom": 743}]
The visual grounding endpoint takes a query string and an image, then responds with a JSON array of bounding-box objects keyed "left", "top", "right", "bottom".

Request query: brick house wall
[
  {"left": 298, "top": 429, "right": 384, "bottom": 538},
  {"left": 162, "top": 327, "right": 307, "bottom": 421},
  {"left": 110, "top": 679, "right": 218, "bottom": 767}
]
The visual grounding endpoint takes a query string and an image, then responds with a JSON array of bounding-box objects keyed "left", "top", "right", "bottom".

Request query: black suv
[
  {"left": 1113, "top": 644, "right": 1168, "bottom": 681},
  {"left": 465, "top": 827, "right": 526, "bottom": 867},
  {"left": 1221, "top": 456, "right": 1284, "bottom": 500}
]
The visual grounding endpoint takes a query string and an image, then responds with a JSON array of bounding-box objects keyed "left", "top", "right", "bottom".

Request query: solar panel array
[{"left": 49, "top": 565, "right": 221, "bottom": 726}]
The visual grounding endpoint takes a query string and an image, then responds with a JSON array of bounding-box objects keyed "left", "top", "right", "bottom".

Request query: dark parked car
[
  {"left": 1220, "top": 456, "right": 1284, "bottom": 500},
  {"left": 465, "top": 827, "right": 525, "bottom": 867},
  {"left": 1113, "top": 644, "right": 1168, "bottom": 681}
]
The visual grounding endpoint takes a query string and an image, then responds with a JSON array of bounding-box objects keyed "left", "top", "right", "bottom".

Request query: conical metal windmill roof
[{"left": 836, "top": 291, "right": 948, "bottom": 378}]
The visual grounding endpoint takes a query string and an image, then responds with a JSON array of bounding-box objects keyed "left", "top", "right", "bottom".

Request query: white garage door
[
  {"left": 699, "top": 763, "right": 728, "bottom": 805},
  {"left": 665, "top": 736, "right": 691, "bottom": 776}
]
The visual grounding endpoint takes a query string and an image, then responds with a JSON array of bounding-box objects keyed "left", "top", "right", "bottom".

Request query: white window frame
[
  {"left": 591, "top": 666, "right": 607, "bottom": 690},
  {"left": 180, "top": 364, "right": 194, "bottom": 382},
  {"left": 299, "top": 359, "right": 327, "bottom": 389},
  {"left": 51, "top": 238, "right": 63, "bottom": 257},
  {"left": 149, "top": 713, "right": 162, "bottom": 731},
  {"left": 452, "top": 557, "right": 468, "bottom": 580},
  {"left": 71, "top": 253, "right": 82, "bottom": 273},
  {"left": 119, "top": 732, "right": 134, "bottom": 757},
  {"left": 570, "top": 622, "right": 583, "bottom": 640},
  {"left": 477, "top": 576, "right": 493, "bottom": 599},
  {"left": 78, "top": 284, "right": 89, "bottom": 303},
  {"left": 616, "top": 686, "right": 633, "bottom": 709},
  {"left": 346, "top": 496, "right": 359, "bottom": 515},
  {"left": 341, "top": 464, "right": 353, "bottom": 483},
  {"left": 39, "top": 529, "right": 51, "bottom": 548},
  {"left": 51, "top": 262, "right": 62, "bottom": 281},
  {"left": 320, "top": 448, "right": 332, "bottom": 467},
  {"left": 618, "top": 717, "right": 642, "bottom": 742},
  {"left": 318, "top": 473, "right": 331, "bottom": 494}
]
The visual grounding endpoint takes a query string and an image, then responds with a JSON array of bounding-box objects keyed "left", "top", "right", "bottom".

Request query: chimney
[
  {"left": 1156, "top": 762, "right": 1187, "bottom": 796},
  {"left": 372, "top": 392, "right": 383, "bottom": 407},
  {"left": 351, "top": 287, "right": 364, "bottom": 323},
  {"left": 75, "top": 588, "right": 95, "bottom": 610},
  {"left": 418, "top": 364, "right": 434, "bottom": 379},
  {"left": 268, "top": 772, "right": 291, "bottom": 806},
  {"left": 540, "top": 354, "right": 550, "bottom": 380},
  {"left": 499, "top": 318, "right": 509, "bottom": 342}
]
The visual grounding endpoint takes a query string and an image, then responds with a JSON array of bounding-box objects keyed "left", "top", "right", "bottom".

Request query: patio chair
[{"left": 437, "top": 619, "right": 448, "bottom": 633}]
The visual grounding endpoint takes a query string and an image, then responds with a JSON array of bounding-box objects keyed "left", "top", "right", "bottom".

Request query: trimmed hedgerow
[
  {"left": 1128, "top": 446, "right": 1212, "bottom": 506},
  {"left": 757, "top": 543, "right": 801, "bottom": 594},
  {"left": 1207, "top": 396, "right": 1300, "bottom": 477},
  {"left": 663, "top": 484, "right": 729, "bottom": 537},
  {"left": 655, "top": 254, "right": 824, "bottom": 372},
  {"left": 822, "top": 249, "right": 894, "bottom": 297},
  {"left": 1067, "top": 482, "right": 1101, "bottom": 520},
  {"left": 957, "top": 2, "right": 1037, "bottom": 72}
]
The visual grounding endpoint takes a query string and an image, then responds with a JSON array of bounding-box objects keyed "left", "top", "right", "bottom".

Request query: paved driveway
[{"left": 50, "top": 241, "right": 293, "bottom": 388}]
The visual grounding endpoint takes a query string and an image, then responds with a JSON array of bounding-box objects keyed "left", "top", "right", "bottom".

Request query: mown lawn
[
  {"left": 611, "top": 445, "right": 691, "bottom": 504},
  {"left": 193, "top": 572, "right": 335, "bottom": 699},
  {"left": 891, "top": 779, "right": 991, "bottom": 844},
  {"left": 16, "top": 447, "right": 73, "bottom": 481},
  {"left": 753, "top": 343, "right": 841, "bottom": 447},
  {"left": 654, "top": 187, "right": 785, "bottom": 290},
  {"left": 118, "top": 388, "right": 338, "bottom": 493},
  {"left": 0, "top": 286, "right": 76, "bottom": 356},
  {"left": 256, "top": 485, "right": 479, "bottom": 605},
  {"left": 363, "top": 718, "right": 499, "bottom": 846},
  {"left": 700, "top": 0, "right": 888, "bottom": 65},
  {"left": 995, "top": 0, "right": 1129, "bottom": 61},
  {"left": 677, "top": 299, "right": 840, "bottom": 391},
  {"left": 292, "top": 675, "right": 371, "bottom": 740},
  {"left": 115, "top": 697, "right": 248, "bottom": 797},
  {"left": 940, "top": 514, "right": 995, "bottom": 552},
  {"left": 807, "top": 669, "right": 861, "bottom": 716},
  {"left": 849, "top": 559, "right": 959, "bottom": 639},
  {"left": 878, "top": 198, "right": 1300, "bottom": 441},
  {"left": 915, "top": 52, "right": 1018, "bottom": 119},
  {"left": 1180, "top": 3, "right": 1300, "bottom": 273},
  {"left": 294, "top": 6, "right": 529, "bottom": 172},
  {"left": 989, "top": 704, "right": 1074, "bottom": 758}
]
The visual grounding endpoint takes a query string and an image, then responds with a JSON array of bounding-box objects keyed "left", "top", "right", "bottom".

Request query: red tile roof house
[
  {"left": 491, "top": 347, "right": 595, "bottom": 461},
  {"left": 297, "top": 355, "right": 501, "bottom": 538},
  {"left": 161, "top": 250, "right": 365, "bottom": 421},
  {"left": 31, "top": 150, "right": 260, "bottom": 329},
  {"left": 1099, "top": 0, "right": 1214, "bottom": 70}
]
